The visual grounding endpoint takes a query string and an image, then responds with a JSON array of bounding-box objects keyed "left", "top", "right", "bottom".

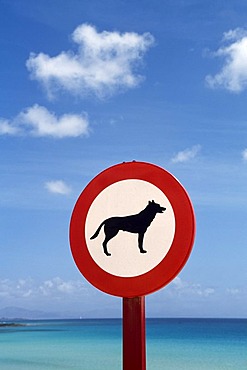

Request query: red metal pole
[{"left": 122, "top": 296, "right": 146, "bottom": 370}]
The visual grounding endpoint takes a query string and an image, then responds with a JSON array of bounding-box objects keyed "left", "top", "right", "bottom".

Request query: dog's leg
[
  {"left": 138, "top": 232, "right": 147, "bottom": 254},
  {"left": 102, "top": 227, "right": 119, "bottom": 256},
  {"left": 102, "top": 239, "right": 111, "bottom": 256}
]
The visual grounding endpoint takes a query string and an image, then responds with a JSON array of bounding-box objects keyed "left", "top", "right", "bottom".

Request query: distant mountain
[
  {"left": 0, "top": 306, "right": 61, "bottom": 320},
  {"left": 0, "top": 306, "right": 121, "bottom": 320}
]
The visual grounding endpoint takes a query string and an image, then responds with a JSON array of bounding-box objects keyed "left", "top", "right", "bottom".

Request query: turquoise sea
[{"left": 0, "top": 318, "right": 246, "bottom": 369}]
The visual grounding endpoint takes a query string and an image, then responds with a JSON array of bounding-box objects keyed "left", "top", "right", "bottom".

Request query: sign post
[
  {"left": 69, "top": 161, "right": 195, "bottom": 370},
  {"left": 123, "top": 296, "right": 146, "bottom": 370}
]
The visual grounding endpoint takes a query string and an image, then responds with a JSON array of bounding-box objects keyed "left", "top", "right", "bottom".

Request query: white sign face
[{"left": 85, "top": 179, "right": 175, "bottom": 277}]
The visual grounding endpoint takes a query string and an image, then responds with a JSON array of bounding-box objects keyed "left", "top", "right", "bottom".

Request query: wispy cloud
[
  {"left": 171, "top": 144, "right": 201, "bottom": 163},
  {"left": 242, "top": 148, "right": 247, "bottom": 161},
  {"left": 0, "top": 104, "right": 89, "bottom": 138},
  {"left": 206, "top": 27, "right": 247, "bottom": 92},
  {"left": 26, "top": 23, "right": 154, "bottom": 99},
  {"left": 170, "top": 277, "right": 215, "bottom": 297},
  {"left": 45, "top": 180, "right": 71, "bottom": 195},
  {"left": 0, "top": 278, "right": 86, "bottom": 300},
  {"left": 0, "top": 119, "right": 20, "bottom": 135},
  {"left": 0, "top": 277, "right": 216, "bottom": 305},
  {"left": 226, "top": 288, "right": 241, "bottom": 296},
  {"left": 39, "top": 278, "right": 86, "bottom": 296}
]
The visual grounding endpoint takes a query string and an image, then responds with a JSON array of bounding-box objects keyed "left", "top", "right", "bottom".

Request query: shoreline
[{"left": 0, "top": 322, "right": 25, "bottom": 327}]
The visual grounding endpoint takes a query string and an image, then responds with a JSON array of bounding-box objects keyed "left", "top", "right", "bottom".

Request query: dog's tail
[{"left": 90, "top": 221, "right": 105, "bottom": 240}]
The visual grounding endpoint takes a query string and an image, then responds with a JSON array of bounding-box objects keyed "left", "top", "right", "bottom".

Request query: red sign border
[{"left": 70, "top": 161, "right": 195, "bottom": 297}]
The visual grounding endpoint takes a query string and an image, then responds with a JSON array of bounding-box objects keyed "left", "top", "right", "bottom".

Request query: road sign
[{"left": 70, "top": 161, "right": 195, "bottom": 297}]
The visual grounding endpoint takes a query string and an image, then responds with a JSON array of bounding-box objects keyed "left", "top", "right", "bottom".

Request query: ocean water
[{"left": 0, "top": 318, "right": 246, "bottom": 369}]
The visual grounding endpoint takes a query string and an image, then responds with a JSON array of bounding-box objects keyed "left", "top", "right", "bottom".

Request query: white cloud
[
  {"left": 206, "top": 27, "right": 247, "bottom": 92},
  {"left": 0, "top": 278, "right": 34, "bottom": 299},
  {"left": 45, "top": 180, "right": 71, "bottom": 195},
  {"left": 26, "top": 23, "right": 154, "bottom": 99},
  {"left": 0, "top": 119, "right": 19, "bottom": 135},
  {"left": 171, "top": 277, "right": 215, "bottom": 297},
  {"left": 39, "top": 278, "right": 86, "bottom": 296},
  {"left": 0, "top": 105, "right": 89, "bottom": 138},
  {"left": 171, "top": 144, "right": 201, "bottom": 163},
  {"left": 226, "top": 288, "right": 241, "bottom": 296},
  {"left": 242, "top": 148, "right": 247, "bottom": 161},
  {"left": 0, "top": 277, "right": 86, "bottom": 300},
  {"left": 223, "top": 27, "right": 247, "bottom": 42}
]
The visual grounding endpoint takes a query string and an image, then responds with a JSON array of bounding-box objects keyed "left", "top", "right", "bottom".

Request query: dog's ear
[{"left": 148, "top": 201, "right": 152, "bottom": 204}]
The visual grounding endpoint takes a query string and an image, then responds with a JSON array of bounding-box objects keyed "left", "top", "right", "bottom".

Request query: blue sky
[{"left": 1, "top": 0, "right": 247, "bottom": 318}]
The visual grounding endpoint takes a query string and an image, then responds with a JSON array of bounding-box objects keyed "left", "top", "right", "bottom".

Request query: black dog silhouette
[{"left": 90, "top": 200, "right": 166, "bottom": 256}]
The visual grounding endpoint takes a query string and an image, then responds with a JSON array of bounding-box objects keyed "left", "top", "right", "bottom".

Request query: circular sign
[{"left": 70, "top": 161, "right": 195, "bottom": 298}]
